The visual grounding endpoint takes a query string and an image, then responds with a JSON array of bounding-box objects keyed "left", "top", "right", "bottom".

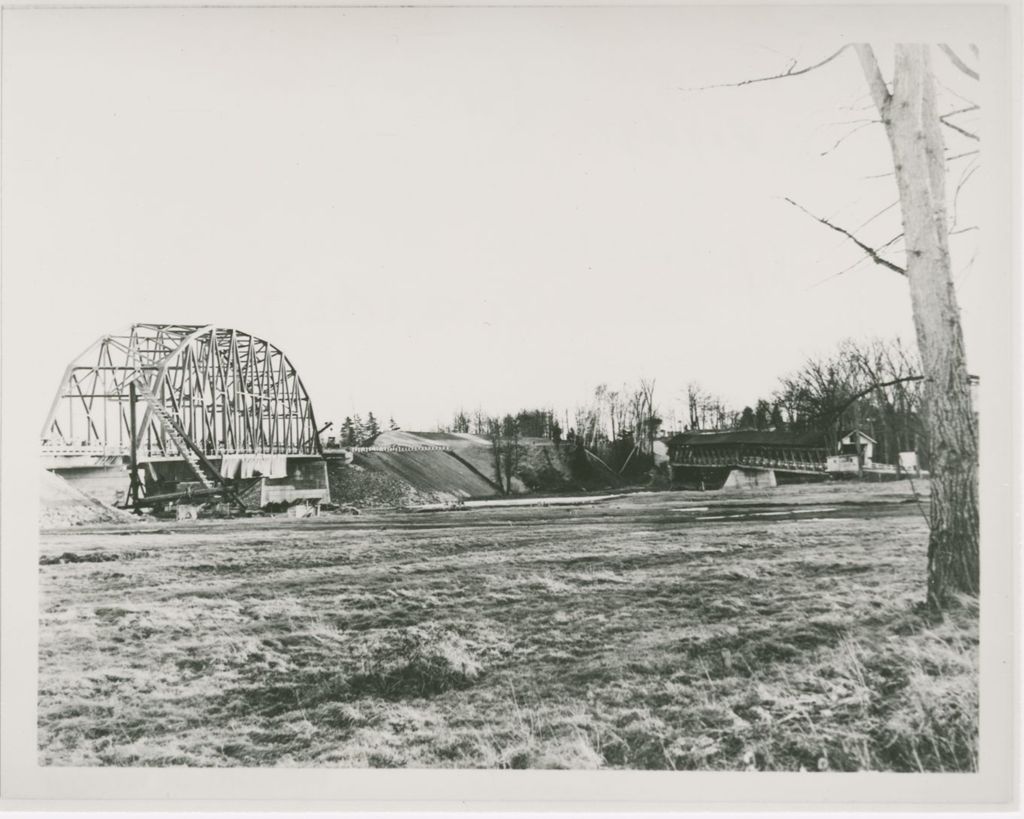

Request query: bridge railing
[
  {"left": 671, "top": 453, "right": 828, "bottom": 472},
  {"left": 325, "top": 445, "right": 454, "bottom": 454},
  {"left": 42, "top": 442, "right": 321, "bottom": 459},
  {"left": 41, "top": 443, "right": 131, "bottom": 457}
]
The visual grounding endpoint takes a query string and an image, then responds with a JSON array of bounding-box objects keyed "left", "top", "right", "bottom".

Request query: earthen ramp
[{"left": 40, "top": 469, "right": 132, "bottom": 528}]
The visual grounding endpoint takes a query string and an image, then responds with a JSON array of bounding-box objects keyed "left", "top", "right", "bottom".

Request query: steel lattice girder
[{"left": 41, "top": 324, "right": 322, "bottom": 459}]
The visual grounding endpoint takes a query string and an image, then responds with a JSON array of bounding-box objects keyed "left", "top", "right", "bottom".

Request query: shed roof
[
  {"left": 670, "top": 430, "right": 828, "bottom": 448},
  {"left": 838, "top": 429, "right": 877, "bottom": 444}
]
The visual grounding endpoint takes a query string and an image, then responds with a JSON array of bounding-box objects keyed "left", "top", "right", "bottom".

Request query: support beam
[{"left": 128, "top": 381, "right": 141, "bottom": 507}]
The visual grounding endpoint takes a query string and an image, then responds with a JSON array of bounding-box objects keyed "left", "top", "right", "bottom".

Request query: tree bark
[{"left": 855, "top": 44, "right": 979, "bottom": 609}]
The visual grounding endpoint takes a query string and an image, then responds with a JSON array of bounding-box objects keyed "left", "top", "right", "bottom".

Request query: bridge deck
[{"left": 671, "top": 459, "right": 827, "bottom": 475}]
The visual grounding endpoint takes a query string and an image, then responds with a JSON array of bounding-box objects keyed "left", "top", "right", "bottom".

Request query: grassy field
[{"left": 37, "top": 481, "right": 977, "bottom": 770}]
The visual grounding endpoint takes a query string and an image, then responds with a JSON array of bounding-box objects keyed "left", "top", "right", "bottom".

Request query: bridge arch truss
[{"left": 42, "top": 324, "right": 322, "bottom": 460}]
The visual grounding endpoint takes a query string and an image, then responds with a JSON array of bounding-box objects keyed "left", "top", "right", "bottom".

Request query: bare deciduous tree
[
  {"left": 711, "top": 43, "right": 979, "bottom": 610},
  {"left": 500, "top": 414, "right": 522, "bottom": 495},
  {"left": 487, "top": 414, "right": 523, "bottom": 495},
  {"left": 857, "top": 45, "right": 978, "bottom": 608}
]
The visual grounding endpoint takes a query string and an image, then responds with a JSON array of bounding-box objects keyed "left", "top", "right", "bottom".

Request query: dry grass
[{"left": 37, "top": 482, "right": 977, "bottom": 769}]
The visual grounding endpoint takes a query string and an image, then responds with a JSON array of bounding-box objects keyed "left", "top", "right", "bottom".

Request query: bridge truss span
[{"left": 42, "top": 324, "right": 322, "bottom": 461}]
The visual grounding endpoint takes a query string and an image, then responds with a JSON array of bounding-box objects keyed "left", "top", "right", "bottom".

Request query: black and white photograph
[{"left": 0, "top": 0, "right": 1018, "bottom": 810}]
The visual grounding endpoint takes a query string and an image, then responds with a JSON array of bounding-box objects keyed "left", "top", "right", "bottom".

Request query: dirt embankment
[
  {"left": 40, "top": 470, "right": 133, "bottom": 529},
  {"left": 327, "top": 432, "right": 501, "bottom": 508},
  {"left": 373, "top": 431, "right": 523, "bottom": 490},
  {"left": 354, "top": 450, "right": 495, "bottom": 502},
  {"left": 328, "top": 431, "right": 622, "bottom": 509},
  {"left": 377, "top": 430, "right": 623, "bottom": 492}
]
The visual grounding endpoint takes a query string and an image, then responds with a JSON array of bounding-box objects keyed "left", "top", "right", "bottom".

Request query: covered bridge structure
[{"left": 668, "top": 430, "right": 830, "bottom": 489}]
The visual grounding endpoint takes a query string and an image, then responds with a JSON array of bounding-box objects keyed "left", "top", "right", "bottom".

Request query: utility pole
[{"left": 128, "top": 381, "right": 141, "bottom": 508}]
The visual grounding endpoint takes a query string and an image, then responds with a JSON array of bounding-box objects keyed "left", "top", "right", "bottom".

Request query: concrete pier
[{"left": 721, "top": 466, "right": 777, "bottom": 490}]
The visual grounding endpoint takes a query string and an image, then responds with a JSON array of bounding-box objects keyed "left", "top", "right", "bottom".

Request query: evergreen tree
[
  {"left": 452, "top": 410, "right": 470, "bottom": 433},
  {"left": 341, "top": 416, "right": 356, "bottom": 447},
  {"left": 754, "top": 399, "right": 772, "bottom": 431},
  {"left": 365, "top": 412, "right": 381, "bottom": 442}
]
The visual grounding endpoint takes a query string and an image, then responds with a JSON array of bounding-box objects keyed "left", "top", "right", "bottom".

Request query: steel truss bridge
[{"left": 42, "top": 324, "right": 323, "bottom": 503}]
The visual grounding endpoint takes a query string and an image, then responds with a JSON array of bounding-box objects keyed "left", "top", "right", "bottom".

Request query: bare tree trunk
[
  {"left": 489, "top": 421, "right": 504, "bottom": 494},
  {"left": 856, "top": 44, "right": 979, "bottom": 609}
]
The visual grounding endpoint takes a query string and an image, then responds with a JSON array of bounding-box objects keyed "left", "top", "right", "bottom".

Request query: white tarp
[
  {"left": 220, "top": 456, "right": 243, "bottom": 479},
  {"left": 221, "top": 455, "right": 289, "bottom": 479}
]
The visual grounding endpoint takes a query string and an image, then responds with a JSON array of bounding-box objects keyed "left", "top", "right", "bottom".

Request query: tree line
[
  {"left": 330, "top": 412, "right": 399, "bottom": 447},
  {"left": 440, "top": 337, "right": 930, "bottom": 476},
  {"left": 691, "top": 338, "right": 928, "bottom": 466},
  {"left": 442, "top": 380, "right": 665, "bottom": 485}
]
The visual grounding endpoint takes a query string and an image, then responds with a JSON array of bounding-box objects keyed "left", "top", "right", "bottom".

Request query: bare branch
[
  {"left": 819, "top": 120, "right": 880, "bottom": 156},
  {"left": 939, "top": 104, "right": 980, "bottom": 140},
  {"left": 876, "top": 231, "right": 905, "bottom": 252},
  {"left": 936, "top": 77, "right": 979, "bottom": 108},
  {"left": 806, "top": 256, "right": 871, "bottom": 290},
  {"left": 951, "top": 163, "right": 979, "bottom": 229},
  {"left": 785, "top": 197, "right": 906, "bottom": 276},
  {"left": 947, "top": 149, "right": 981, "bottom": 162},
  {"left": 837, "top": 89, "right": 875, "bottom": 113},
  {"left": 807, "top": 375, "right": 925, "bottom": 423},
  {"left": 806, "top": 231, "right": 905, "bottom": 290},
  {"left": 686, "top": 44, "right": 853, "bottom": 90},
  {"left": 938, "top": 44, "right": 980, "bottom": 80},
  {"left": 941, "top": 119, "right": 979, "bottom": 141},
  {"left": 864, "top": 149, "right": 979, "bottom": 179},
  {"left": 853, "top": 44, "right": 892, "bottom": 115},
  {"left": 942, "top": 104, "right": 980, "bottom": 119},
  {"left": 839, "top": 100, "right": 880, "bottom": 114},
  {"left": 852, "top": 199, "right": 900, "bottom": 233},
  {"left": 827, "top": 117, "right": 881, "bottom": 126},
  {"left": 954, "top": 246, "right": 979, "bottom": 283}
]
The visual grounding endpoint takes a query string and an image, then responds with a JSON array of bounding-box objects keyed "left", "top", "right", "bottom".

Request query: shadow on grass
[{"left": 222, "top": 624, "right": 487, "bottom": 721}]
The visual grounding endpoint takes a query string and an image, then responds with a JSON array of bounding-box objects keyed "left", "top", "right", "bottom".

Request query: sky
[{"left": 2, "top": 7, "right": 984, "bottom": 432}]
